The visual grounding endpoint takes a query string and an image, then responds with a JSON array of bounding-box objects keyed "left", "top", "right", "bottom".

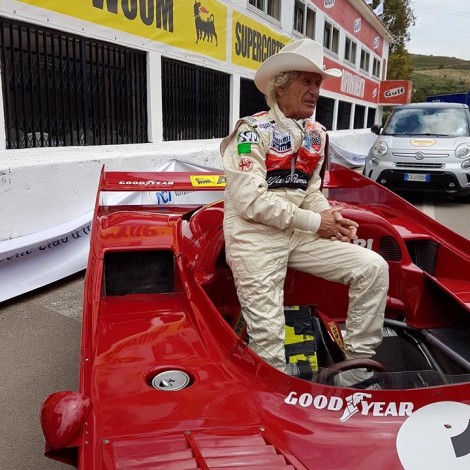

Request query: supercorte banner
[{"left": 231, "top": 10, "right": 291, "bottom": 70}]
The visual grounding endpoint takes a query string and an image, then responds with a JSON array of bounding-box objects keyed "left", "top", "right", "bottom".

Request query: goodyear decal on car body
[
  {"left": 190, "top": 175, "right": 226, "bottom": 187},
  {"left": 284, "top": 391, "right": 414, "bottom": 423},
  {"left": 119, "top": 180, "right": 174, "bottom": 185}
]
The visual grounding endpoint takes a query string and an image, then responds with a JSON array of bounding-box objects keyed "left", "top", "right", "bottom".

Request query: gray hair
[{"left": 264, "top": 71, "right": 299, "bottom": 108}]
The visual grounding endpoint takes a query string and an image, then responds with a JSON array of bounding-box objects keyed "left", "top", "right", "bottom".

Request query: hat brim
[{"left": 254, "top": 52, "right": 342, "bottom": 94}]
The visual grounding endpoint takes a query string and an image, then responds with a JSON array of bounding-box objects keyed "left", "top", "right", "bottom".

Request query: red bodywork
[{"left": 41, "top": 164, "right": 470, "bottom": 469}]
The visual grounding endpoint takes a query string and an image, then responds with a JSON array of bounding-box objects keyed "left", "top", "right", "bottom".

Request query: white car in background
[{"left": 364, "top": 102, "right": 470, "bottom": 201}]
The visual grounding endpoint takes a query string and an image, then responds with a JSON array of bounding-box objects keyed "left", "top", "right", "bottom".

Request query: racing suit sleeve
[{"left": 223, "top": 122, "right": 318, "bottom": 232}]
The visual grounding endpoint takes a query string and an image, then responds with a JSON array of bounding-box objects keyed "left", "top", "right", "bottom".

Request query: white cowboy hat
[{"left": 254, "top": 38, "right": 342, "bottom": 94}]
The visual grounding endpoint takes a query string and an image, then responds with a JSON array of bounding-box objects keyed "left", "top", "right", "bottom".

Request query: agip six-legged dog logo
[{"left": 193, "top": 1, "right": 218, "bottom": 46}]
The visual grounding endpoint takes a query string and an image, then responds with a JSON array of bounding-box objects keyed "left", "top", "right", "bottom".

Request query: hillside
[{"left": 409, "top": 54, "right": 470, "bottom": 102}]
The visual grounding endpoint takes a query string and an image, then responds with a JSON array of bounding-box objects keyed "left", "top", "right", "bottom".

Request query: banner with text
[
  {"left": 231, "top": 10, "right": 291, "bottom": 70},
  {"left": 378, "top": 80, "right": 413, "bottom": 105},
  {"left": 18, "top": 0, "right": 227, "bottom": 61}
]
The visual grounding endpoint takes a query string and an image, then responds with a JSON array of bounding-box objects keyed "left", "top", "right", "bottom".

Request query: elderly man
[{"left": 220, "top": 39, "right": 389, "bottom": 387}]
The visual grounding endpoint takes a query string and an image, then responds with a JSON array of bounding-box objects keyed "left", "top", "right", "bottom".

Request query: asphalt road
[{"left": 0, "top": 194, "right": 469, "bottom": 470}]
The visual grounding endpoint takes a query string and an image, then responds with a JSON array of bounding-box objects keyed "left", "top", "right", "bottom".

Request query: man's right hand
[{"left": 317, "top": 207, "right": 359, "bottom": 242}]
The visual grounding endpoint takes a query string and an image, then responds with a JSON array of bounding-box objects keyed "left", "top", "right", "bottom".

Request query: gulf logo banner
[
  {"left": 378, "top": 80, "right": 413, "bottom": 105},
  {"left": 17, "top": 0, "right": 227, "bottom": 61}
]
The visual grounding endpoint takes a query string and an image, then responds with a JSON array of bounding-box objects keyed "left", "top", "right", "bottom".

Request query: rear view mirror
[{"left": 371, "top": 124, "right": 381, "bottom": 135}]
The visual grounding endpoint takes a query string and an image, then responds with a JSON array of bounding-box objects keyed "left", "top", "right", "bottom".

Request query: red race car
[{"left": 41, "top": 164, "right": 470, "bottom": 469}]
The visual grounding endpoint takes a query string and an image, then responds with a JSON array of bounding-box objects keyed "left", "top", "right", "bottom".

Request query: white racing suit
[{"left": 221, "top": 104, "right": 389, "bottom": 372}]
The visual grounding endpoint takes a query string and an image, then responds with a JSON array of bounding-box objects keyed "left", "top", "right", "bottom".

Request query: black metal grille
[
  {"left": 239, "top": 78, "right": 267, "bottom": 118},
  {"left": 367, "top": 107, "right": 376, "bottom": 128},
  {"left": 354, "top": 104, "right": 366, "bottom": 129},
  {"left": 405, "top": 240, "right": 438, "bottom": 274},
  {"left": 316, "top": 96, "right": 334, "bottom": 130},
  {"left": 162, "top": 57, "right": 229, "bottom": 140},
  {"left": 379, "top": 236, "right": 402, "bottom": 262},
  {"left": 337, "top": 100, "right": 352, "bottom": 130},
  {"left": 104, "top": 250, "right": 174, "bottom": 296},
  {"left": 0, "top": 17, "right": 148, "bottom": 149}
]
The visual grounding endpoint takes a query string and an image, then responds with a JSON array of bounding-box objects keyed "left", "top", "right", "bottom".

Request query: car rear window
[{"left": 383, "top": 107, "right": 470, "bottom": 137}]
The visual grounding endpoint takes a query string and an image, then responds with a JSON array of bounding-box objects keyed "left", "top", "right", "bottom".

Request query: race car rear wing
[{"left": 100, "top": 170, "right": 226, "bottom": 192}]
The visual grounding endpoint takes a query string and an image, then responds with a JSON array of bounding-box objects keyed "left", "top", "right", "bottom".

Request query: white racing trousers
[{"left": 224, "top": 223, "right": 389, "bottom": 371}]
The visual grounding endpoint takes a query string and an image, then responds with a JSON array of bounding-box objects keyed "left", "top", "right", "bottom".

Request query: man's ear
[{"left": 276, "top": 85, "right": 286, "bottom": 97}]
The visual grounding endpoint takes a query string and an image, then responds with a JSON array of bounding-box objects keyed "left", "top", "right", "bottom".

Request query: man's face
[{"left": 277, "top": 71, "right": 323, "bottom": 120}]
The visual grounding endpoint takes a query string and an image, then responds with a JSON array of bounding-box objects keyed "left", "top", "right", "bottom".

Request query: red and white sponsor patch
[{"left": 239, "top": 158, "right": 254, "bottom": 172}]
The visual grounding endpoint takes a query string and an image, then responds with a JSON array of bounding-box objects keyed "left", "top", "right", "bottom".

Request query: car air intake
[
  {"left": 405, "top": 240, "right": 439, "bottom": 275},
  {"left": 104, "top": 250, "right": 174, "bottom": 296},
  {"left": 379, "top": 236, "right": 402, "bottom": 262}
]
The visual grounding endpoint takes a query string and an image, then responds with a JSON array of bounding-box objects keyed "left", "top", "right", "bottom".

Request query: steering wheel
[{"left": 316, "top": 358, "right": 390, "bottom": 388}]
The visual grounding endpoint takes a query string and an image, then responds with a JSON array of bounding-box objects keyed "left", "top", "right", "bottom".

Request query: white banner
[
  {"left": 0, "top": 159, "right": 222, "bottom": 303},
  {"left": 329, "top": 140, "right": 368, "bottom": 168}
]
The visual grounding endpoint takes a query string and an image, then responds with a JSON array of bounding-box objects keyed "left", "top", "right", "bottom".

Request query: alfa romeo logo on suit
[{"left": 239, "top": 158, "right": 254, "bottom": 172}]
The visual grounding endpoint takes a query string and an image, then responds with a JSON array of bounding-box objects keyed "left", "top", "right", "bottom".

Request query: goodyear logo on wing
[{"left": 190, "top": 175, "right": 226, "bottom": 187}]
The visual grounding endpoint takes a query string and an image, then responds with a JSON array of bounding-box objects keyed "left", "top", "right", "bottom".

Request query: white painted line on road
[{"left": 419, "top": 199, "right": 436, "bottom": 220}]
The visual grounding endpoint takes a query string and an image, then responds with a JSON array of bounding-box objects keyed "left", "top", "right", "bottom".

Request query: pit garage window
[
  {"left": 344, "top": 36, "right": 357, "bottom": 65},
  {"left": 360, "top": 49, "right": 371, "bottom": 73},
  {"left": 248, "top": 0, "right": 281, "bottom": 21},
  {"left": 293, "top": 1, "right": 316, "bottom": 39},
  {"left": 323, "top": 21, "right": 339, "bottom": 55},
  {"left": 0, "top": 17, "right": 148, "bottom": 149},
  {"left": 161, "top": 57, "right": 229, "bottom": 141},
  {"left": 372, "top": 57, "right": 381, "bottom": 78}
]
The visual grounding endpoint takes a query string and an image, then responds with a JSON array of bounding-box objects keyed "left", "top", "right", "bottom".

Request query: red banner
[{"left": 378, "top": 80, "right": 413, "bottom": 105}]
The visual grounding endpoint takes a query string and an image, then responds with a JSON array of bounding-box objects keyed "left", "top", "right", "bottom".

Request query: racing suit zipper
[
  {"left": 290, "top": 119, "right": 305, "bottom": 179},
  {"left": 290, "top": 153, "right": 297, "bottom": 179}
]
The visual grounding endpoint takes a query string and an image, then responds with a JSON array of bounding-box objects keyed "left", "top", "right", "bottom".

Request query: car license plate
[{"left": 404, "top": 173, "right": 430, "bottom": 182}]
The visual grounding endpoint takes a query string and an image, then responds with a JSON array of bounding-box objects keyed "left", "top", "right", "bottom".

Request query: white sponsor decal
[
  {"left": 373, "top": 88, "right": 378, "bottom": 98},
  {"left": 271, "top": 131, "right": 292, "bottom": 153},
  {"left": 324, "top": 0, "right": 335, "bottom": 8},
  {"left": 373, "top": 36, "right": 380, "bottom": 49},
  {"left": 397, "top": 402, "right": 470, "bottom": 469},
  {"left": 238, "top": 131, "right": 259, "bottom": 143},
  {"left": 354, "top": 18, "right": 361, "bottom": 33},
  {"left": 354, "top": 238, "right": 373, "bottom": 249},
  {"left": 384, "top": 87, "right": 405, "bottom": 98},
  {"left": 340, "top": 69, "right": 365, "bottom": 98},
  {"left": 285, "top": 391, "right": 414, "bottom": 423}
]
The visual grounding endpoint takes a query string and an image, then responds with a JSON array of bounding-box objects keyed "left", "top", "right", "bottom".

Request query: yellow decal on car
[
  {"left": 190, "top": 175, "right": 226, "bottom": 187},
  {"left": 410, "top": 139, "right": 436, "bottom": 146}
]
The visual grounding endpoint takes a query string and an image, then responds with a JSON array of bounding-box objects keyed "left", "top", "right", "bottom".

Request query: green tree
[{"left": 387, "top": 44, "right": 413, "bottom": 80}]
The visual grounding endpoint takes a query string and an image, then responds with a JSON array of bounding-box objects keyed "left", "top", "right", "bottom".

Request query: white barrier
[{"left": 0, "top": 129, "right": 374, "bottom": 302}]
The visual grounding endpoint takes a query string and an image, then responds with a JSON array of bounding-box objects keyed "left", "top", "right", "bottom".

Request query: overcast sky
[{"left": 406, "top": 0, "right": 470, "bottom": 60}]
